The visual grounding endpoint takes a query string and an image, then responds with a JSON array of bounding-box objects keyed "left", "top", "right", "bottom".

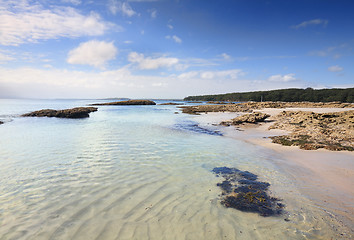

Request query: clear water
[{"left": 0, "top": 99, "right": 346, "bottom": 239}]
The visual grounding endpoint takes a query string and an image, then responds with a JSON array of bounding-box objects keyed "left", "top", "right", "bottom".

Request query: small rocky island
[
  {"left": 22, "top": 107, "right": 98, "bottom": 118},
  {"left": 91, "top": 100, "right": 156, "bottom": 106},
  {"left": 159, "top": 102, "right": 184, "bottom": 105}
]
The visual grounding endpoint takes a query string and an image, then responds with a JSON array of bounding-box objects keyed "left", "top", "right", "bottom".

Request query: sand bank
[{"left": 192, "top": 108, "right": 354, "bottom": 234}]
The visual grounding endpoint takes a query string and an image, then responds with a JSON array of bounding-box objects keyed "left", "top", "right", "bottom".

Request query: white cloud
[
  {"left": 328, "top": 65, "right": 343, "bottom": 72},
  {"left": 62, "top": 0, "right": 81, "bottom": 5},
  {"left": 219, "top": 53, "right": 231, "bottom": 60},
  {"left": 128, "top": 52, "right": 179, "bottom": 70},
  {"left": 0, "top": 66, "right": 315, "bottom": 99},
  {"left": 167, "top": 24, "right": 173, "bottom": 29},
  {"left": 268, "top": 73, "right": 296, "bottom": 82},
  {"left": 292, "top": 19, "right": 328, "bottom": 29},
  {"left": 0, "top": 1, "right": 114, "bottom": 46},
  {"left": 166, "top": 35, "right": 182, "bottom": 44},
  {"left": 0, "top": 52, "right": 14, "bottom": 63},
  {"left": 178, "top": 69, "right": 244, "bottom": 80},
  {"left": 67, "top": 40, "right": 118, "bottom": 68},
  {"left": 109, "top": 0, "right": 136, "bottom": 17}
]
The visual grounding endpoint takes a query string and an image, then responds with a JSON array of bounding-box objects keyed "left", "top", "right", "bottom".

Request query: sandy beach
[{"left": 192, "top": 108, "right": 354, "bottom": 235}]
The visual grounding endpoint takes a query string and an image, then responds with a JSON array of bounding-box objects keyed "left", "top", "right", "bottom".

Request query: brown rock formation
[
  {"left": 22, "top": 107, "right": 98, "bottom": 118},
  {"left": 269, "top": 110, "right": 354, "bottom": 151},
  {"left": 179, "top": 104, "right": 253, "bottom": 114},
  {"left": 180, "top": 101, "right": 354, "bottom": 115},
  {"left": 91, "top": 100, "right": 156, "bottom": 106},
  {"left": 221, "top": 112, "right": 270, "bottom": 126}
]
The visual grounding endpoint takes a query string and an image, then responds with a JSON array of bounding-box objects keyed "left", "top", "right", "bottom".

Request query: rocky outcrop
[
  {"left": 91, "top": 100, "right": 156, "bottom": 106},
  {"left": 0, "top": 121, "right": 3, "bottom": 125},
  {"left": 159, "top": 102, "right": 184, "bottom": 105},
  {"left": 179, "top": 101, "right": 354, "bottom": 115},
  {"left": 22, "top": 107, "right": 98, "bottom": 118},
  {"left": 221, "top": 112, "right": 270, "bottom": 126},
  {"left": 179, "top": 104, "right": 253, "bottom": 114},
  {"left": 269, "top": 110, "right": 354, "bottom": 151}
]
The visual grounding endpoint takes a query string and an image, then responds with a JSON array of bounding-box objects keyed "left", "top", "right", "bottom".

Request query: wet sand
[{"left": 193, "top": 108, "right": 354, "bottom": 235}]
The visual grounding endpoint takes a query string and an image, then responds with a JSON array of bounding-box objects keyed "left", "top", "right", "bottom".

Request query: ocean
[{"left": 0, "top": 99, "right": 346, "bottom": 239}]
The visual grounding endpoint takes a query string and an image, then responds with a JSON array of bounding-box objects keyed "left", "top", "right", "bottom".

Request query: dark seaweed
[
  {"left": 174, "top": 120, "right": 223, "bottom": 136},
  {"left": 212, "top": 167, "right": 284, "bottom": 217}
]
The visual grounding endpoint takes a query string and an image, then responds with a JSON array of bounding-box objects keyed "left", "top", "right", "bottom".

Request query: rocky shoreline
[
  {"left": 181, "top": 102, "right": 354, "bottom": 151},
  {"left": 269, "top": 110, "right": 354, "bottom": 151},
  {"left": 179, "top": 101, "right": 353, "bottom": 114}
]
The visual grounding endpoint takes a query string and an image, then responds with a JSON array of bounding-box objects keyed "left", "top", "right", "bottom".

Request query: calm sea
[{"left": 0, "top": 99, "right": 346, "bottom": 239}]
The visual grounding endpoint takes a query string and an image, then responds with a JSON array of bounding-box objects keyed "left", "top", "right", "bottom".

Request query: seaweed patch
[
  {"left": 174, "top": 120, "right": 223, "bottom": 136},
  {"left": 212, "top": 167, "right": 284, "bottom": 217}
]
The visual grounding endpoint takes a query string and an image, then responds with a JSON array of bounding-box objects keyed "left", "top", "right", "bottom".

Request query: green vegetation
[{"left": 184, "top": 88, "right": 354, "bottom": 103}]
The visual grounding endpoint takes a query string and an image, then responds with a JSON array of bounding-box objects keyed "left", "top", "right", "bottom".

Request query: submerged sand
[{"left": 192, "top": 108, "right": 354, "bottom": 236}]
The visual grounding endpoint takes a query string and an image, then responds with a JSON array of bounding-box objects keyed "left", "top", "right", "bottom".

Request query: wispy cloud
[
  {"left": 235, "top": 55, "right": 296, "bottom": 61},
  {"left": 166, "top": 35, "right": 182, "bottom": 44},
  {"left": 148, "top": 9, "right": 157, "bottom": 18},
  {"left": 109, "top": 0, "right": 137, "bottom": 17},
  {"left": 0, "top": 1, "right": 115, "bottom": 46},
  {"left": 62, "top": 0, "right": 81, "bottom": 5},
  {"left": 67, "top": 40, "right": 118, "bottom": 68},
  {"left": 178, "top": 69, "right": 244, "bottom": 80},
  {"left": 292, "top": 19, "right": 328, "bottom": 29},
  {"left": 167, "top": 24, "right": 174, "bottom": 30},
  {"left": 128, "top": 52, "right": 179, "bottom": 70},
  {"left": 309, "top": 43, "right": 348, "bottom": 58},
  {"left": 328, "top": 65, "right": 343, "bottom": 72},
  {"left": 268, "top": 73, "right": 296, "bottom": 82},
  {"left": 0, "top": 51, "right": 14, "bottom": 63},
  {"left": 219, "top": 53, "right": 231, "bottom": 60}
]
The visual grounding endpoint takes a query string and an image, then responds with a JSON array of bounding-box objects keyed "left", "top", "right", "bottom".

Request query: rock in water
[
  {"left": 159, "top": 102, "right": 184, "bottom": 105},
  {"left": 0, "top": 121, "right": 3, "bottom": 125},
  {"left": 91, "top": 100, "right": 156, "bottom": 105},
  {"left": 22, "top": 107, "right": 98, "bottom": 118},
  {"left": 212, "top": 167, "right": 284, "bottom": 217},
  {"left": 221, "top": 112, "right": 270, "bottom": 126}
]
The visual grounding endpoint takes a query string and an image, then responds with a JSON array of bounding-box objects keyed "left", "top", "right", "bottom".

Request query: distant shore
[{"left": 189, "top": 104, "right": 354, "bottom": 235}]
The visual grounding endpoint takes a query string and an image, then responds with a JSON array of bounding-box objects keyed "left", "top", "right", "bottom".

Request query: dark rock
[
  {"left": 212, "top": 167, "right": 284, "bottom": 217},
  {"left": 91, "top": 100, "right": 156, "bottom": 106},
  {"left": 0, "top": 121, "right": 3, "bottom": 125},
  {"left": 159, "top": 102, "right": 184, "bottom": 105},
  {"left": 21, "top": 107, "right": 98, "bottom": 119}
]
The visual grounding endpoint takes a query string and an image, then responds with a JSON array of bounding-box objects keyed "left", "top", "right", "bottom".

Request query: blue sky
[{"left": 0, "top": 0, "right": 353, "bottom": 99}]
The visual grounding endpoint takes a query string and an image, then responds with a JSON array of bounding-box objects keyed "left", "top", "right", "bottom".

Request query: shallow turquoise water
[{"left": 0, "top": 99, "right": 346, "bottom": 239}]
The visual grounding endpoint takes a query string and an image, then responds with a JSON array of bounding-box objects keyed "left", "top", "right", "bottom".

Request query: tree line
[{"left": 184, "top": 88, "right": 354, "bottom": 103}]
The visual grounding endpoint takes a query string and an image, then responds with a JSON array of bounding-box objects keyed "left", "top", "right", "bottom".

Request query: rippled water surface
[{"left": 0, "top": 99, "right": 347, "bottom": 239}]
